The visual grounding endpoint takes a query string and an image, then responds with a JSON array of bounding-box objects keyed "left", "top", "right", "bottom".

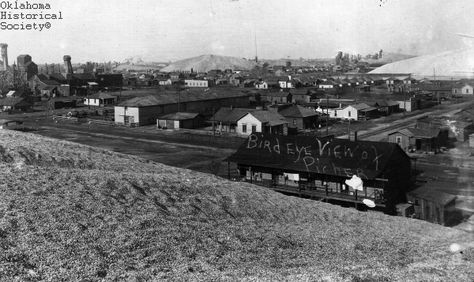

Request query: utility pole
[{"left": 326, "top": 95, "right": 329, "bottom": 136}]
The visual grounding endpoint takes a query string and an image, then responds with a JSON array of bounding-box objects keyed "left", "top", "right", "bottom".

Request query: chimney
[
  {"left": 0, "top": 43, "right": 8, "bottom": 70},
  {"left": 63, "top": 55, "right": 73, "bottom": 75}
]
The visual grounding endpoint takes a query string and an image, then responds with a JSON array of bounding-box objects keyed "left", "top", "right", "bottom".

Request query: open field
[{"left": 0, "top": 130, "right": 473, "bottom": 280}]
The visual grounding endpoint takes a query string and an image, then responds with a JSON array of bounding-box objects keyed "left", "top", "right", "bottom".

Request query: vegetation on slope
[{"left": 0, "top": 130, "right": 473, "bottom": 281}]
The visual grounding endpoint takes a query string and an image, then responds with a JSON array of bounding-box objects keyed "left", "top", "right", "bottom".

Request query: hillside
[
  {"left": 0, "top": 130, "right": 473, "bottom": 281},
  {"left": 369, "top": 48, "right": 474, "bottom": 79},
  {"left": 160, "top": 54, "right": 256, "bottom": 73}
]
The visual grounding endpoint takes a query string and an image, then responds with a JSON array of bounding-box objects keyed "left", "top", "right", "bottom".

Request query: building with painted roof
[{"left": 226, "top": 133, "right": 412, "bottom": 214}]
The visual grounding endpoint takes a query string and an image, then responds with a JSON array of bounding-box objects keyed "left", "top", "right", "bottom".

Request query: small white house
[
  {"left": 278, "top": 77, "right": 295, "bottom": 89},
  {"left": 453, "top": 83, "right": 474, "bottom": 96},
  {"left": 236, "top": 111, "right": 288, "bottom": 136},
  {"left": 255, "top": 81, "right": 268, "bottom": 89},
  {"left": 337, "top": 103, "right": 377, "bottom": 120},
  {"left": 84, "top": 92, "right": 117, "bottom": 107},
  {"left": 158, "top": 79, "right": 172, "bottom": 86}
]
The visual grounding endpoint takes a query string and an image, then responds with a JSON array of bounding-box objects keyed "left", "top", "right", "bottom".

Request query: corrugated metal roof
[
  {"left": 279, "top": 105, "right": 319, "bottom": 118},
  {"left": 118, "top": 91, "right": 250, "bottom": 107},
  {"left": 212, "top": 107, "right": 257, "bottom": 123},
  {"left": 159, "top": 112, "right": 200, "bottom": 120}
]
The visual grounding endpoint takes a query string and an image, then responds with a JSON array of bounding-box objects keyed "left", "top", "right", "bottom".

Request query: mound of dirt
[{"left": 0, "top": 130, "right": 473, "bottom": 281}]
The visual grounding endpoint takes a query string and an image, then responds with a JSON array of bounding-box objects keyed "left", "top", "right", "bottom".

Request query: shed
[
  {"left": 406, "top": 187, "right": 457, "bottom": 226},
  {"left": 157, "top": 112, "right": 203, "bottom": 129},
  {"left": 0, "top": 119, "right": 23, "bottom": 129},
  {"left": 388, "top": 127, "right": 440, "bottom": 153}
]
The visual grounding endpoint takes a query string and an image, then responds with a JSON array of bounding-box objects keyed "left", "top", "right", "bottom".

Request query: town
[
  {"left": 0, "top": 42, "right": 474, "bottom": 227},
  {"left": 0, "top": 1, "right": 474, "bottom": 280}
]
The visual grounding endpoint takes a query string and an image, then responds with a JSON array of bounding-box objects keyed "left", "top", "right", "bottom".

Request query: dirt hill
[
  {"left": 0, "top": 130, "right": 473, "bottom": 281},
  {"left": 160, "top": 54, "right": 256, "bottom": 73},
  {"left": 369, "top": 49, "right": 474, "bottom": 79}
]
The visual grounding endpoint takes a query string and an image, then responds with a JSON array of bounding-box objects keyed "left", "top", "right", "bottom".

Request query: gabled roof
[
  {"left": 408, "top": 187, "right": 456, "bottom": 206},
  {"left": 349, "top": 103, "right": 371, "bottom": 110},
  {"left": 243, "top": 111, "right": 288, "bottom": 126},
  {"left": 159, "top": 112, "right": 200, "bottom": 120},
  {"left": 391, "top": 127, "right": 440, "bottom": 139},
  {"left": 0, "top": 97, "right": 31, "bottom": 106},
  {"left": 374, "top": 100, "right": 400, "bottom": 107},
  {"left": 118, "top": 91, "right": 250, "bottom": 107},
  {"left": 226, "top": 133, "right": 410, "bottom": 179},
  {"left": 278, "top": 105, "right": 319, "bottom": 118},
  {"left": 211, "top": 107, "right": 257, "bottom": 123},
  {"left": 87, "top": 92, "right": 116, "bottom": 100}
]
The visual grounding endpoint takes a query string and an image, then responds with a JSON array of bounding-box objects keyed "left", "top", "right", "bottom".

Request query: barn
[{"left": 226, "top": 133, "right": 412, "bottom": 214}]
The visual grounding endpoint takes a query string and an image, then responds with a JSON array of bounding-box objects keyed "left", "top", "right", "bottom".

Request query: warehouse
[
  {"left": 226, "top": 133, "right": 412, "bottom": 214},
  {"left": 114, "top": 90, "right": 250, "bottom": 126}
]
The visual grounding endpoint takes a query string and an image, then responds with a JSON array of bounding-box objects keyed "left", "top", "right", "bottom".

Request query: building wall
[
  {"left": 237, "top": 114, "right": 261, "bottom": 135},
  {"left": 461, "top": 85, "right": 473, "bottom": 95},
  {"left": 114, "top": 106, "right": 139, "bottom": 125},
  {"left": 84, "top": 98, "right": 100, "bottom": 106},
  {"left": 184, "top": 80, "right": 209, "bottom": 87},
  {"left": 388, "top": 133, "right": 410, "bottom": 151},
  {"left": 337, "top": 106, "right": 358, "bottom": 120}
]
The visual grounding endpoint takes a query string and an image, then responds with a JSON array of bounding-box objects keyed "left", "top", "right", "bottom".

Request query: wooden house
[
  {"left": 157, "top": 112, "right": 203, "bottom": 129},
  {"left": 236, "top": 111, "right": 288, "bottom": 136},
  {"left": 407, "top": 187, "right": 457, "bottom": 226},
  {"left": 388, "top": 127, "right": 440, "bottom": 153}
]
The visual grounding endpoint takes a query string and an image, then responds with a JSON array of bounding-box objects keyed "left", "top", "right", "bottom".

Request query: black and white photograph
[{"left": 0, "top": 0, "right": 473, "bottom": 280}]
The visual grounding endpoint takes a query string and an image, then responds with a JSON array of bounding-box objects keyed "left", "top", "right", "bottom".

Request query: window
[
  {"left": 242, "top": 124, "right": 247, "bottom": 133},
  {"left": 251, "top": 125, "right": 257, "bottom": 132},
  {"left": 348, "top": 111, "right": 351, "bottom": 117},
  {"left": 396, "top": 136, "right": 402, "bottom": 144},
  {"left": 466, "top": 88, "right": 470, "bottom": 94}
]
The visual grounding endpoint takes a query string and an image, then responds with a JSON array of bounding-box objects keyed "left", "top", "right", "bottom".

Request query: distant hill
[
  {"left": 160, "top": 54, "right": 256, "bottom": 73},
  {"left": 113, "top": 56, "right": 169, "bottom": 71},
  {"left": 0, "top": 129, "right": 473, "bottom": 280},
  {"left": 369, "top": 48, "right": 474, "bottom": 79}
]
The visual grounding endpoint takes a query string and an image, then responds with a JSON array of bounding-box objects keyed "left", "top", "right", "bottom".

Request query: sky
[{"left": 1, "top": 0, "right": 474, "bottom": 63}]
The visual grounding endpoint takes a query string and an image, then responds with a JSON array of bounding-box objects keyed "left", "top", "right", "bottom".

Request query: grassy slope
[{"left": 0, "top": 130, "right": 473, "bottom": 281}]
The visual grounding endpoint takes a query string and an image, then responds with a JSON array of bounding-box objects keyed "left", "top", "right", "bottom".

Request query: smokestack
[
  {"left": 0, "top": 43, "right": 8, "bottom": 70},
  {"left": 63, "top": 55, "right": 73, "bottom": 75}
]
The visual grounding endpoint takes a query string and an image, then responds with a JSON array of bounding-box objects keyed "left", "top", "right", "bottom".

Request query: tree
[{"left": 286, "top": 61, "right": 292, "bottom": 68}]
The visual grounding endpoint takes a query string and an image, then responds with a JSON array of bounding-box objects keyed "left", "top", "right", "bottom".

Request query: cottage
[
  {"left": 255, "top": 81, "right": 268, "bottom": 89},
  {"left": 211, "top": 107, "right": 257, "bottom": 133},
  {"left": 407, "top": 187, "right": 457, "bottom": 226},
  {"left": 276, "top": 104, "right": 319, "bottom": 130},
  {"left": 84, "top": 92, "right": 117, "bottom": 107},
  {"left": 337, "top": 103, "right": 378, "bottom": 120},
  {"left": 236, "top": 111, "right": 288, "bottom": 136},
  {"left": 388, "top": 128, "right": 440, "bottom": 153},
  {"left": 157, "top": 112, "right": 203, "bottom": 129},
  {"left": 264, "top": 91, "right": 292, "bottom": 104},
  {"left": 373, "top": 100, "right": 400, "bottom": 116},
  {"left": 452, "top": 82, "right": 474, "bottom": 96},
  {"left": 226, "top": 133, "right": 412, "bottom": 214},
  {"left": 0, "top": 97, "right": 32, "bottom": 112}
]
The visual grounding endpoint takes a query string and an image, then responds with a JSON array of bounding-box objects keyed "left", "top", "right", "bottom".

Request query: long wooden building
[{"left": 226, "top": 133, "right": 412, "bottom": 214}]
